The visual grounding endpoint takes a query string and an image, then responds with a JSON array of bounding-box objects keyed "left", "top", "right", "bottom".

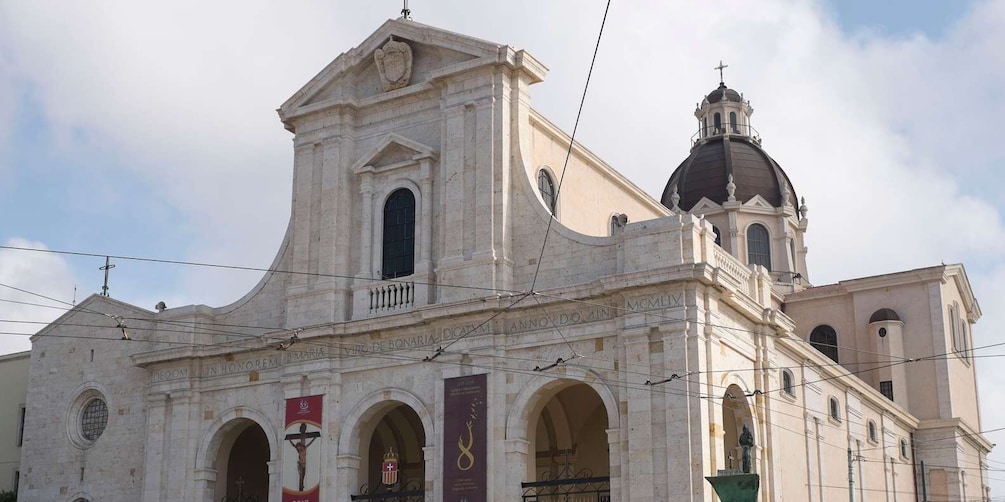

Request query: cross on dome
[{"left": 714, "top": 60, "right": 728, "bottom": 85}]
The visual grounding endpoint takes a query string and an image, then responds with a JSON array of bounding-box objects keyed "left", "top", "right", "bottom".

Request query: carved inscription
[
  {"left": 624, "top": 292, "right": 684, "bottom": 312},
  {"left": 151, "top": 347, "right": 328, "bottom": 382}
]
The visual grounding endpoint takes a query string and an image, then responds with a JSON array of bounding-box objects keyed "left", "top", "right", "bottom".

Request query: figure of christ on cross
[{"left": 285, "top": 423, "right": 321, "bottom": 491}]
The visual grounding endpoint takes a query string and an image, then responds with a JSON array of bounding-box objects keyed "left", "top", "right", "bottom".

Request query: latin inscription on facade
[{"left": 623, "top": 291, "right": 684, "bottom": 312}]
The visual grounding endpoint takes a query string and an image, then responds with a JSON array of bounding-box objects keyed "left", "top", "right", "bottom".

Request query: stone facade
[{"left": 18, "top": 18, "right": 991, "bottom": 502}]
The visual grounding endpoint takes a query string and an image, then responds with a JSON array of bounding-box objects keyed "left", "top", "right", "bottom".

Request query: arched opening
[
  {"left": 382, "top": 188, "right": 416, "bottom": 279},
  {"left": 722, "top": 384, "right": 754, "bottom": 473},
  {"left": 355, "top": 403, "right": 426, "bottom": 499},
  {"left": 746, "top": 223, "right": 771, "bottom": 270},
  {"left": 713, "top": 112, "right": 722, "bottom": 133},
  {"left": 538, "top": 169, "right": 557, "bottom": 214},
  {"left": 810, "top": 325, "right": 840, "bottom": 363},
  {"left": 729, "top": 111, "right": 738, "bottom": 133},
  {"left": 213, "top": 419, "right": 270, "bottom": 502},
  {"left": 523, "top": 382, "right": 610, "bottom": 500}
]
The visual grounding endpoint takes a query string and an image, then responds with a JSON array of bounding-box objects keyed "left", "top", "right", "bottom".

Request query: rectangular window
[
  {"left": 880, "top": 381, "right": 894, "bottom": 401},
  {"left": 16, "top": 405, "right": 25, "bottom": 447}
]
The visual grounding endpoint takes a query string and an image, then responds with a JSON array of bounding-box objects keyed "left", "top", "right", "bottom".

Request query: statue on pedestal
[{"left": 739, "top": 425, "right": 754, "bottom": 474}]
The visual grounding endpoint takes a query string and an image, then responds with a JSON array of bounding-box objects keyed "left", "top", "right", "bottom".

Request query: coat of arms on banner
[
  {"left": 382, "top": 447, "right": 400, "bottom": 486},
  {"left": 374, "top": 37, "right": 413, "bottom": 92}
]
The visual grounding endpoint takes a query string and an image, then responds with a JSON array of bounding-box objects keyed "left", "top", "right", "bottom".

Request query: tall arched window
[
  {"left": 729, "top": 111, "right": 738, "bottom": 133},
  {"left": 746, "top": 223, "right": 771, "bottom": 270},
  {"left": 538, "top": 169, "right": 557, "bottom": 214},
  {"left": 382, "top": 189, "right": 415, "bottom": 279},
  {"left": 829, "top": 397, "right": 841, "bottom": 421},
  {"left": 810, "top": 325, "right": 839, "bottom": 363},
  {"left": 713, "top": 112, "right": 722, "bottom": 133},
  {"left": 781, "top": 370, "right": 794, "bottom": 396},
  {"left": 712, "top": 225, "right": 722, "bottom": 247}
]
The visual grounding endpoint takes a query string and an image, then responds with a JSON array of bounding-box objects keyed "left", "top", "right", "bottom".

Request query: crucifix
[
  {"left": 715, "top": 60, "right": 728, "bottom": 85},
  {"left": 401, "top": 0, "right": 411, "bottom": 19},
  {"left": 99, "top": 256, "right": 115, "bottom": 297},
  {"left": 285, "top": 423, "right": 321, "bottom": 491},
  {"left": 235, "top": 476, "right": 245, "bottom": 498}
]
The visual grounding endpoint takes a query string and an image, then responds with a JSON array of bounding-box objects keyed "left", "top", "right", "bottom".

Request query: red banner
[
  {"left": 443, "top": 374, "right": 487, "bottom": 502},
  {"left": 282, "top": 394, "right": 323, "bottom": 502}
]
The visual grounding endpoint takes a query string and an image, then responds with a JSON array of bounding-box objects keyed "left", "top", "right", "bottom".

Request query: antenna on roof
[
  {"left": 715, "top": 60, "right": 728, "bottom": 85},
  {"left": 401, "top": 0, "right": 411, "bottom": 19}
]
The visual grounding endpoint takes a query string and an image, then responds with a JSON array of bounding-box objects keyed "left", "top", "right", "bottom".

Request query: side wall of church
[{"left": 20, "top": 299, "right": 155, "bottom": 501}]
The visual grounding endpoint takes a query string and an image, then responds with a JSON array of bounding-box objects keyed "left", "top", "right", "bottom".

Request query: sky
[{"left": 1, "top": 0, "right": 1004, "bottom": 493}]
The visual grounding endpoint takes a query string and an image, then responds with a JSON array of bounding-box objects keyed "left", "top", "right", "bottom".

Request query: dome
[
  {"left": 705, "top": 83, "right": 742, "bottom": 104},
  {"left": 869, "top": 308, "right": 902, "bottom": 323},
  {"left": 661, "top": 135, "right": 796, "bottom": 211}
]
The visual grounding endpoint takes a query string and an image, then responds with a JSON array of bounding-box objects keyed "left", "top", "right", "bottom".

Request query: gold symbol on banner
[{"left": 457, "top": 421, "right": 475, "bottom": 471}]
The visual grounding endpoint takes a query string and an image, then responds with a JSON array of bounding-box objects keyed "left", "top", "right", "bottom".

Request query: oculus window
[
  {"left": 382, "top": 189, "right": 416, "bottom": 279},
  {"left": 810, "top": 325, "right": 839, "bottom": 363},
  {"left": 746, "top": 224, "right": 771, "bottom": 270},
  {"left": 81, "top": 398, "right": 108, "bottom": 441}
]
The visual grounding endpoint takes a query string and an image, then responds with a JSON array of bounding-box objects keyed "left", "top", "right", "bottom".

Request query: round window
[
  {"left": 879, "top": 327, "right": 888, "bottom": 338},
  {"left": 81, "top": 398, "right": 108, "bottom": 441},
  {"left": 66, "top": 386, "right": 111, "bottom": 449}
]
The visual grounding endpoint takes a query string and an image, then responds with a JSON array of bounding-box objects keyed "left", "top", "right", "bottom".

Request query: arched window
[
  {"left": 712, "top": 225, "right": 722, "bottom": 247},
  {"left": 867, "top": 420, "right": 877, "bottom": 443},
  {"left": 729, "top": 111, "right": 738, "bottom": 133},
  {"left": 900, "top": 439, "right": 909, "bottom": 458},
  {"left": 538, "top": 169, "right": 557, "bottom": 214},
  {"left": 781, "top": 370, "right": 794, "bottom": 396},
  {"left": 746, "top": 223, "right": 771, "bottom": 270},
  {"left": 713, "top": 112, "right": 722, "bottom": 133},
  {"left": 810, "top": 325, "right": 839, "bottom": 363},
  {"left": 829, "top": 397, "right": 841, "bottom": 421},
  {"left": 381, "top": 189, "right": 416, "bottom": 279}
]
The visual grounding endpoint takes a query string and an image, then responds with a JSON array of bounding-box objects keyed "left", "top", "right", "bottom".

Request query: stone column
[
  {"left": 358, "top": 172, "right": 375, "bottom": 278},
  {"left": 142, "top": 393, "right": 168, "bottom": 502},
  {"left": 336, "top": 454, "right": 362, "bottom": 499},
  {"left": 267, "top": 460, "right": 280, "bottom": 502},
  {"left": 422, "top": 445, "right": 437, "bottom": 502},
  {"left": 622, "top": 329, "right": 654, "bottom": 502},
  {"left": 505, "top": 438, "right": 530, "bottom": 501}
]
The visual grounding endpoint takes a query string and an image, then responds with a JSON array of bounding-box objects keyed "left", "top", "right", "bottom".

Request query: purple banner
[{"left": 443, "top": 373, "right": 487, "bottom": 502}]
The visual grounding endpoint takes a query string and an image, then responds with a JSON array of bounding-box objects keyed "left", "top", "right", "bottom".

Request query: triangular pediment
[
  {"left": 351, "top": 133, "right": 437, "bottom": 174},
  {"left": 280, "top": 19, "right": 520, "bottom": 124},
  {"left": 742, "top": 194, "right": 774, "bottom": 209},
  {"left": 33, "top": 294, "right": 153, "bottom": 340},
  {"left": 690, "top": 197, "right": 723, "bottom": 214}
]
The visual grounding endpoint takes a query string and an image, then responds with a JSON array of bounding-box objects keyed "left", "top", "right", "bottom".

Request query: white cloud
[{"left": 0, "top": 238, "right": 77, "bottom": 354}]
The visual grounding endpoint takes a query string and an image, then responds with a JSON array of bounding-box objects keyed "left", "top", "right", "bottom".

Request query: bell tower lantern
[{"left": 695, "top": 61, "right": 755, "bottom": 140}]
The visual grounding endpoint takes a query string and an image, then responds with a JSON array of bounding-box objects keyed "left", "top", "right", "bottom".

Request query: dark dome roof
[
  {"left": 661, "top": 135, "right": 796, "bottom": 211},
  {"left": 869, "top": 308, "right": 902, "bottom": 323},
  {"left": 706, "top": 83, "right": 742, "bottom": 103}
]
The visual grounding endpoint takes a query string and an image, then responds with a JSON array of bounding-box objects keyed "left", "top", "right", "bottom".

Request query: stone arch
[
  {"left": 196, "top": 406, "right": 279, "bottom": 471},
  {"left": 68, "top": 492, "right": 93, "bottom": 502},
  {"left": 337, "top": 388, "right": 434, "bottom": 499},
  {"left": 505, "top": 367, "right": 618, "bottom": 442},
  {"left": 194, "top": 407, "right": 278, "bottom": 502},
  {"left": 721, "top": 383, "right": 756, "bottom": 473},
  {"left": 338, "top": 388, "right": 434, "bottom": 455}
]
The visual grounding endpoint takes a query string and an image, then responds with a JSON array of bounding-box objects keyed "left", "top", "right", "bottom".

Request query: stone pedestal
[{"left": 705, "top": 473, "right": 759, "bottom": 502}]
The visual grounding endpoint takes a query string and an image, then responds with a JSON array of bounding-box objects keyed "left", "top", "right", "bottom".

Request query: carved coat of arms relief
[{"left": 375, "top": 37, "right": 413, "bottom": 92}]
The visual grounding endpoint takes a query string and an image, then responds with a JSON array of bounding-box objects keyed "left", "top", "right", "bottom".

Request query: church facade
[{"left": 19, "top": 19, "right": 991, "bottom": 502}]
